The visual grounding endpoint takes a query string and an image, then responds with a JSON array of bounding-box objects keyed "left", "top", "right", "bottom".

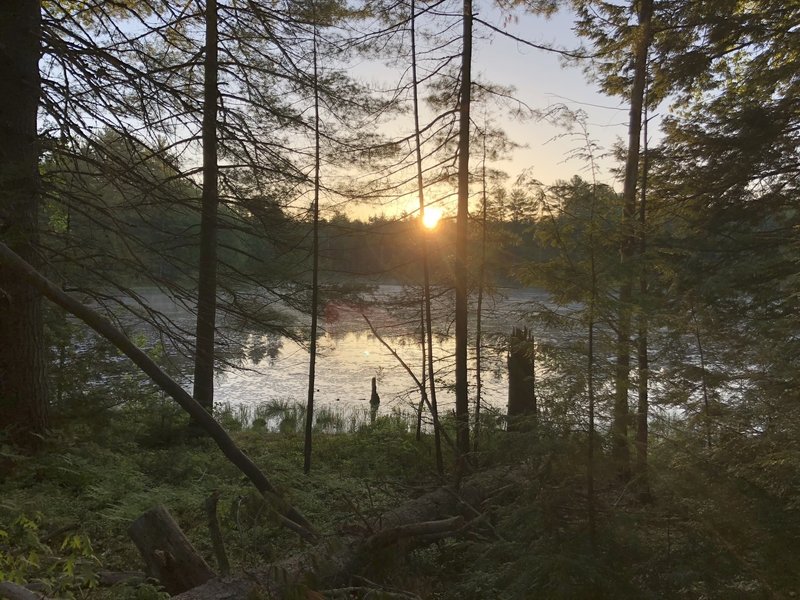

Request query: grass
[
  {"left": 215, "top": 398, "right": 419, "bottom": 435},
  {"left": 0, "top": 396, "right": 442, "bottom": 598}
]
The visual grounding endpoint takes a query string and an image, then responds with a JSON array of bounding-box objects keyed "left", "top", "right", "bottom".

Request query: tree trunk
[
  {"left": 205, "top": 491, "right": 230, "bottom": 576},
  {"left": 587, "top": 167, "right": 601, "bottom": 549},
  {"left": 454, "top": 0, "right": 474, "bottom": 460},
  {"left": 612, "top": 0, "right": 653, "bottom": 480},
  {"left": 474, "top": 129, "right": 489, "bottom": 452},
  {"left": 635, "top": 98, "right": 652, "bottom": 501},
  {"left": 0, "top": 582, "right": 52, "bottom": 600},
  {"left": 692, "top": 306, "right": 713, "bottom": 449},
  {"left": 129, "top": 505, "right": 215, "bottom": 595},
  {"left": 193, "top": 0, "right": 220, "bottom": 413},
  {"left": 303, "top": 15, "right": 321, "bottom": 474},
  {"left": 0, "top": 0, "right": 49, "bottom": 444},
  {"left": 411, "top": 0, "right": 443, "bottom": 474}
]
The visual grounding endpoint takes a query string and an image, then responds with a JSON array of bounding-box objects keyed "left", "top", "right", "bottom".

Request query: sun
[{"left": 422, "top": 206, "right": 443, "bottom": 230}]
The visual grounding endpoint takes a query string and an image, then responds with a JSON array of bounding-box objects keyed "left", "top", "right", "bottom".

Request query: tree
[
  {"left": 454, "top": 0, "right": 474, "bottom": 460},
  {"left": 0, "top": 0, "right": 49, "bottom": 443},
  {"left": 410, "top": 0, "right": 444, "bottom": 474},
  {"left": 193, "top": 0, "right": 220, "bottom": 414},
  {"left": 634, "top": 96, "right": 652, "bottom": 497},
  {"left": 611, "top": 0, "right": 654, "bottom": 480},
  {"left": 529, "top": 171, "right": 621, "bottom": 545},
  {"left": 303, "top": 4, "right": 322, "bottom": 474},
  {"left": 650, "top": 0, "right": 800, "bottom": 450},
  {"left": 37, "top": 0, "right": 376, "bottom": 426},
  {"left": 0, "top": 238, "right": 317, "bottom": 542},
  {"left": 535, "top": 0, "right": 656, "bottom": 479}
]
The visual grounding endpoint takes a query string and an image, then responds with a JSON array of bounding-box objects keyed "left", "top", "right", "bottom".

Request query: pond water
[
  {"left": 132, "top": 285, "right": 552, "bottom": 421},
  {"left": 218, "top": 286, "right": 550, "bottom": 419}
]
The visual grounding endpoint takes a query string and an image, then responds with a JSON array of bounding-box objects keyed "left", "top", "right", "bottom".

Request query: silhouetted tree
[{"left": 0, "top": 0, "right": 49, "bottom": 443}]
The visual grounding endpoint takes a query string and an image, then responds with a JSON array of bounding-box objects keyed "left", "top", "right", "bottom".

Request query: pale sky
[
  {"left": 339, "top": 4, "right": 640, "bottom": 220},
  {"left": 474, "top": 7, "right": 633, "bottom": 187}
]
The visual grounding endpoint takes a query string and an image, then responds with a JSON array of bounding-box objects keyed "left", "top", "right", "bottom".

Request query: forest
[{"left": 1, "top": 0, "right": 799, "bottom": 598}]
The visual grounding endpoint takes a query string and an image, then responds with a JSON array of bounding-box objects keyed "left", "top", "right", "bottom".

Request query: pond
[{"left": 125, "top": 285, "right": 553, "bottom": 423}]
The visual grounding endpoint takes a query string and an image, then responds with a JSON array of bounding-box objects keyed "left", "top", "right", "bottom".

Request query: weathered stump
[
  {"left": 129, "top": 505, "right": 215, "bottom": 595},
  {"left": 507, "top": 326, "right": 537, "bottom": 431}
]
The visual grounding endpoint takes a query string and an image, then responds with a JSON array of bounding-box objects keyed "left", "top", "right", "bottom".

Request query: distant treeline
[{"left": 47, "top": 171, "right": 549, "bottom": 291}]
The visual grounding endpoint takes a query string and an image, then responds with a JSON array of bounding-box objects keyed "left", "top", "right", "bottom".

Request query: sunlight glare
[{"left": 422, "top": 206, "right": 443, "bottom": 229}]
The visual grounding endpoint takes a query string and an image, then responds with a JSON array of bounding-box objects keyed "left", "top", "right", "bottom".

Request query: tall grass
[{"left": 214, "top": 399, "right": 418, "bottom": 434}]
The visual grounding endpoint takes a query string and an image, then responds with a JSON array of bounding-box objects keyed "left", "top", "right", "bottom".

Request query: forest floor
[{"left": 1, "top": 400, "right": 798, "bottom": 599}]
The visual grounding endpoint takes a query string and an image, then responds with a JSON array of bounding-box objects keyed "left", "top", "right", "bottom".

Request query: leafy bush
[{"left": 0, "top": 514, "right": 100, "bottom": 597}]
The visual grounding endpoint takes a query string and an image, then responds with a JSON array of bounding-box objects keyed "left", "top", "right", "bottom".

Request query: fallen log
[
  {"left": 0, "top": 582, "right": 51, "bottom": 600},
  {"left": 0, "top": 571, "right": 145, "bottom": 598},
  {"left": 0, "top": 241, "right": 317, "bottom": 543},
  {"left": 173, "top": 466, "right": 523, "bottom": 600}
]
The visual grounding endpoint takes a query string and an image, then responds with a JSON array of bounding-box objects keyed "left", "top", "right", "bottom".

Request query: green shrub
[{"left": 0, "top": 514, "right": 100, "bottom": 597}]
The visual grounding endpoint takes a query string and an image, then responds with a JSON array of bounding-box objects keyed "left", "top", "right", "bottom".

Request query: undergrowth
[
  {"left": 0, "top": 395, "right": 438, "bottom": 598},
  {"left": 3, "top": 393, "right": 800, "bottom": 599}
]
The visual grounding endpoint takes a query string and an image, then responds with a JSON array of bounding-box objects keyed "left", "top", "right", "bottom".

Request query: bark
[
  {"left": 415, "top": 303, "right": 426, "bottom": 441},
  {"left": 129, "top": 505, "right": 215, "bottom": 595},
  {"left": 0, "top": 240, "right": 318, "bottom": 542},
  {"left": 193, "top": 0, "right": 220, "bottom": 412},
  {"left": 173, "top": 466, "right": 522, "bottom": 600},
  {"left": 454, "top": 0, "right": 474, "bottom": 459},
  {"left": 0, "top": 0, "right": 49, "bottom": 443},
  {"left": 612, "top": 0, "right": 654, "bottom": 480}
]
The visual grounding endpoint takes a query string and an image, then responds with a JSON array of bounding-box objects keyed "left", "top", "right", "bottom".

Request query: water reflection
[
  {"left": 118, "top": 285, "right": 553, "bottom": 419},
  {"left": 217, "top": 294, "right": 523, "bottom": 419}
]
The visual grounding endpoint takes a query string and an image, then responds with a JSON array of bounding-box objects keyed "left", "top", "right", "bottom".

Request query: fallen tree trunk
[
  {"left": 173, "top": 466, "right": 522, "bottom": 600},
  {"left": 0, "top": 582, "right": 51, "bottom": 600},
  {"left": 0, "top": 241, "right": 317, "bottom": 543}
]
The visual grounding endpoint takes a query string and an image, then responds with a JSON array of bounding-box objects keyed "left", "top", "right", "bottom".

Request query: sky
[
  {"left": 343, "top": 4, "right": 641, "bottom": 220},
  {"left": 474, "top": 7, "right": 633, "bottom": 187}
]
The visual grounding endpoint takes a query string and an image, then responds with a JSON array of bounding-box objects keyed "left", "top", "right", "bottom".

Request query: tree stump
[
  {"left": 129, "top": 505, "right": 215, "bottom": 595},
  {"left": 507, "top": 326, "right": 537, "bottom": 431}
]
